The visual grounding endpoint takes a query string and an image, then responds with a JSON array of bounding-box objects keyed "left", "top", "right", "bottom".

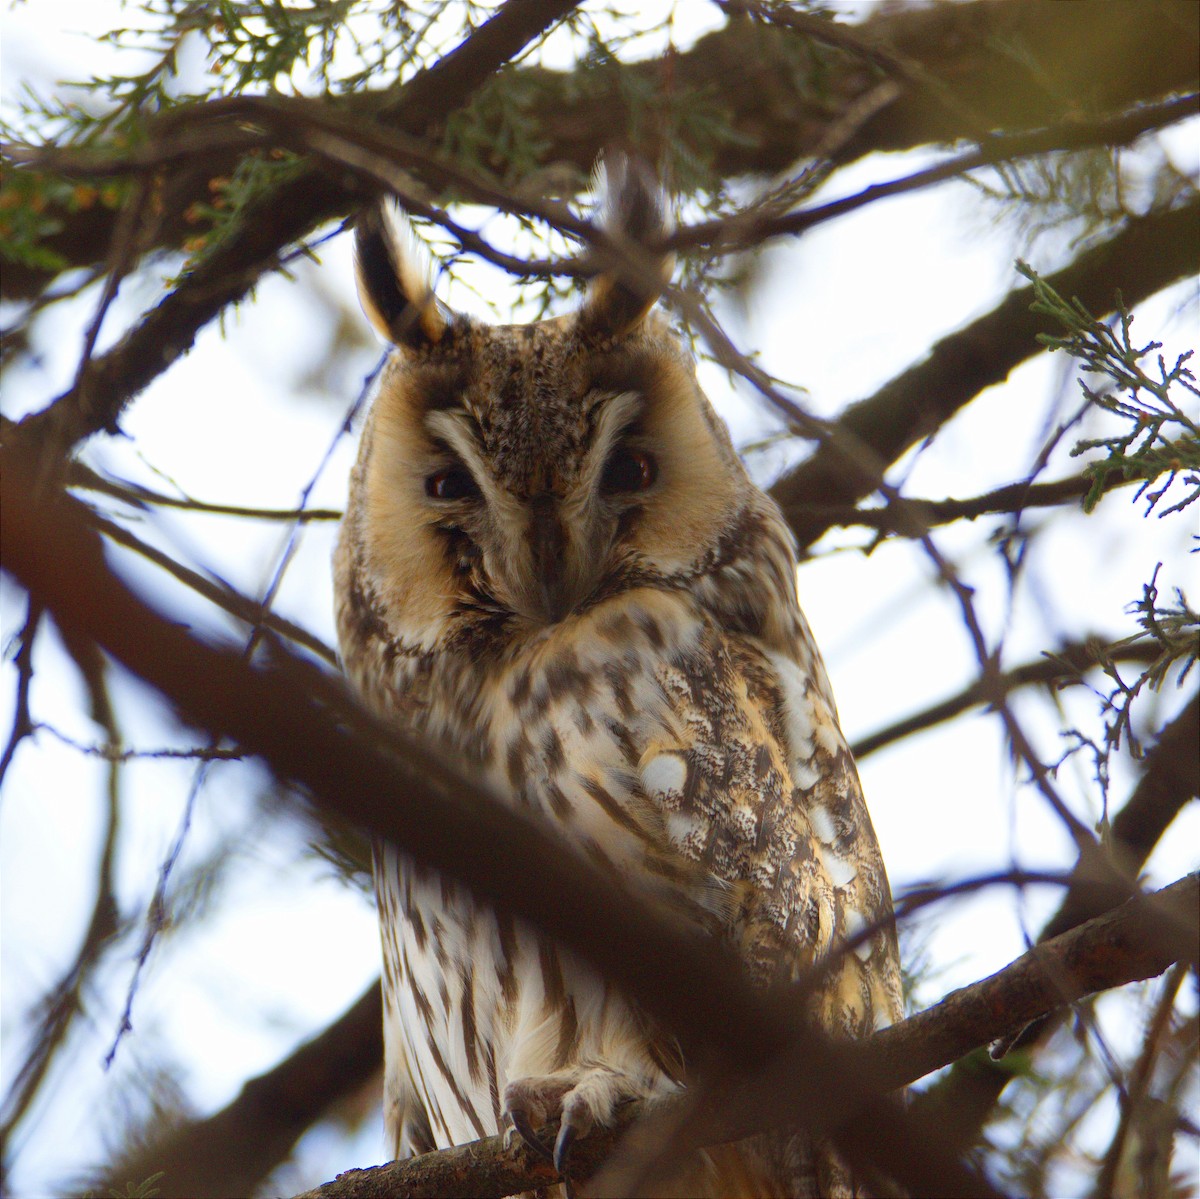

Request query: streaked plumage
[{"left": 334, "top": 163, "right": 901, "bottom": 1196}]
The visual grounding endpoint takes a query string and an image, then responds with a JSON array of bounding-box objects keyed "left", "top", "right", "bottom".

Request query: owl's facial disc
[{"left": 419, "top": 389, "right": 659, "bottom": 627}]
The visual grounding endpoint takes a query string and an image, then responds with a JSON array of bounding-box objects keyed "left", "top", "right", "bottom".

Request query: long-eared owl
[{"left": 334, "top": 161, "right": 902, "bottom": 1197}]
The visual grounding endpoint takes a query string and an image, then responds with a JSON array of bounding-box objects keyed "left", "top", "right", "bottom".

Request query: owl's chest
[{"left": 409, "top": 595, "right": 823, "bottom": 903}]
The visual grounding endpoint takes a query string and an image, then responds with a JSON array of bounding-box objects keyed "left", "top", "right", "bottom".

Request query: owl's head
[{"left": 339, "top": 163, "right": 792, "bottom": 663}]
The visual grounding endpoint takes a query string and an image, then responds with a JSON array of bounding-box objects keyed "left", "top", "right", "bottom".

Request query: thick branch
[
  {"left": 287, "top": 874, "right": 1198, "bottom": 1199},
  {"left": 769, "top": 197, "right": 1200, "bottom": 549},
  {"left": 84, "top": 639, "right": 1154, "bottom": 1194}
]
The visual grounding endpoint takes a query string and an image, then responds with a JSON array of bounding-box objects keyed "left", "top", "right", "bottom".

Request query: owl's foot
[{"left": 503, "top": 1063, "right": 644, "bottom": 1186}]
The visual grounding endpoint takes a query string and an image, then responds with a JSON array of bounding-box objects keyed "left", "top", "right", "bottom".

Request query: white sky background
[{"left": 1, "top": 2, "right": 1198, "bottom": 1196}]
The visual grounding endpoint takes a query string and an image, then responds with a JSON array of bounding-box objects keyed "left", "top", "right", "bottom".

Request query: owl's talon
[
  {"left": 553, "top": 1120, "right": 576, "bottom": 1178},
  {"left": 508, "top": 1109, "right": 553, "bottom": 1161}
]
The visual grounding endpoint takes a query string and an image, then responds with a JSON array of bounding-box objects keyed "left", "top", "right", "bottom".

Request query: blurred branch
[
  {"left": 770, "top": 197, "right": 1200, "bottom": 550},
  {"left": 288, "top": 872, "right": 1199, "bottom": 1199},
  {"left": 803, "top": 465, "right": 1143, "bottom": 535},
  {"left": 5, "top": 0, "right": 1195, "bottom": 301},
  {"left": 1090, "top": 962, "right": 1189, "bottom": 1199},
  {"left": 97, "top": 983, "right": 382, "bottom": 1199},
  {"left": 852, "top": 636, "right": 1162, "bottom": 759},
  {"left": 672, "top": 91, "right": 1199, "bottom": 254},
  {"left": 69, "top": 460, "right": 342, "bottom": 523},
  {"left": 0, "top": 597, "right": 41, "bottom": 790},
  {"left": 911, "top": 689, "right": 1200, "bottom": 1150},
  {"left": 1043, "top": 692, "right": 1200, "bottom": 941},
  {"left": 91, "top": 510, "right": 338, "bottom": 667},
  {"left": 0, "top": 647, "right": 122, "bottom": 1174}
]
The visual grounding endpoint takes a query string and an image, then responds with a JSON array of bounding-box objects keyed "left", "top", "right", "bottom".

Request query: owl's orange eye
[
  {"left": 425, "top": 466, "right": 479, "bottom": 501},
  {"left": 601, "top": 447, "right": 657, "bottom": 495}
]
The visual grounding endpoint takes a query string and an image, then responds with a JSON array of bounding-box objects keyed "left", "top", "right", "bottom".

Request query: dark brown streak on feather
[
  {"left": 425, "top": 1029, "right": 489, "bottom": 1140},
  {"left": 461, "top": 964, "right": 482, "bottom": 1084}
]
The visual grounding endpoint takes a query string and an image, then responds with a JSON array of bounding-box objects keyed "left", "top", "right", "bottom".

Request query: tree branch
[
  {"left": 1042, "top": 692, "right": 1200, "bottom": 941},
  {"left": 96, "top": 984, "right": 382, "bottom": 1199},
  {"left": 8, "top": 366, "right": 1196, "bottom": 1199},
  {"left": 851, "top": 636, "right": 1162, "bottom": 759},
  {"left": 4, "top": 0, "right": 581, "bottom": 459},
  {"left": 1, "top": 418, "right": 997, "bottom": 1199},
  {"left": 769, "top": 197, "right": 1200, "bottom": 549},
  {"left": 287, "top": 873, "right": 1198, "bottom": 1199},
  {"left": 910, "top": 689, "right": 1200, "bottom": 1149},
  {"left": 796, "top": 466, "right": 1143, "bottom": 536},
  {"left": 5, "top": 0, "right": 1195, "bottom": 301}
]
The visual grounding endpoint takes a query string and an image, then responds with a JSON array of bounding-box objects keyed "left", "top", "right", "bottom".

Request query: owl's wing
[
  {"left": 507, "top": 594, "right": 900, "bottom": 1196},
  {"left": 513, "top": 590, "right": 901, "bottom": 1036},
  {"left": 647, "top": 612, "right": 902, "bottom": 1035}
]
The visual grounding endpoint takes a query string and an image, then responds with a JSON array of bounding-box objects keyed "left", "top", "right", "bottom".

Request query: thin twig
[
  {"left": 68, "top": 460, "right": 342, "bottom": 522},
  {"left": 852, "top": 636, "right": 1161, "bottom": 759},
  {"left": 0, "top": 597, "right": 42, "bottom": 792},
  {"left": 1090, "top": 962, "right": 1189, "bottom": 1199}
]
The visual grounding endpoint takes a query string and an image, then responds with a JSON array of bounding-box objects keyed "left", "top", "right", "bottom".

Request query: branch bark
[{"left": 2, "top": 419, "right": 996, "bottom": 1199}]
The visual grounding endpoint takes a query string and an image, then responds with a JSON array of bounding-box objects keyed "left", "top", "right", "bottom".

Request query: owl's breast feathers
[{"left": 479, "top": 586, "right": 902, "bottom": 1034}]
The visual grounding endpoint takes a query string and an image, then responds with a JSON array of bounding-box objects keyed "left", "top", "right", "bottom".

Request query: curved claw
[
  {"left": 509, "top": 1109, "right": 553, "bottom": 1162},
  {"left": 553, "top": 1120, "right": 576, "bottom": 1179}
]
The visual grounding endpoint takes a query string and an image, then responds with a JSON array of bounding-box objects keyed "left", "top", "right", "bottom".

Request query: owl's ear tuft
[
  {"left": 354, "top": 204, "right": 449, "bottom": 349},
  {"left": 579, "top": 154, "right": 672, "bottom": 344}
]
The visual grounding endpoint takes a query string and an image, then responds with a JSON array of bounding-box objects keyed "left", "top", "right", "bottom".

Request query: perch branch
[{"left": 287, "top": 873, "right": 1198, "bottom": 1199}]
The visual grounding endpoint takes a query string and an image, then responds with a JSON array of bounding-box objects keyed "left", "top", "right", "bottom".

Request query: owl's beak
[{"left": 528, "top": 497, "right": 570, "bottom": 623}]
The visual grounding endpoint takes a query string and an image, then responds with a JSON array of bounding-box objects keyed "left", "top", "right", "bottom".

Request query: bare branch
[
  {"left": 770, "top": 198, "right": 1200, "bottom": 550},
  {"left": 1042, "top": 692, "right": 1200, "bottom": 942},
  {"left": 68, "top": 461, "right": 342, "bottom": 523},
  {"left": 671, "top": 92, "right": 1199, "bottom": 255},
  {"left": 96, "top": 984, "right": 382, "bottom": 1199},
  {"left": 911, "top": 689, "right": 1200, "bottom": 1150},
  {"left": 0, "top": 597, "right": 41, "bottom": 791},
  {"left": 852, "top": 636, "right": 1162, "bottom": 759},
  {"left": 1090, "top": 963, "right": 1189, "bottom": 1199},
  {"left": 90, "top": 510, "right": 338, "bottom": 667}
]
